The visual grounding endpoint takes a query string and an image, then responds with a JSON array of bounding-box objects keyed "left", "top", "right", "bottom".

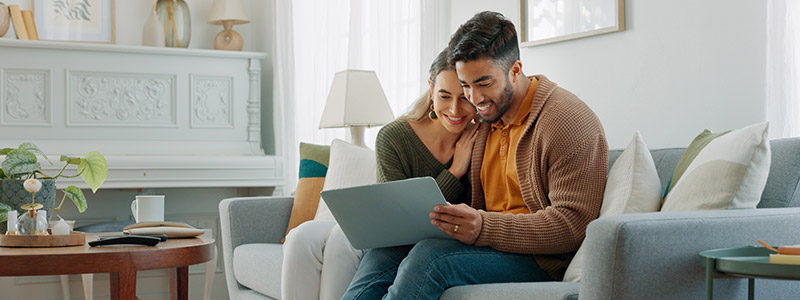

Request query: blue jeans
[{"left": 341, "top": 239, "right": 553, "bottom": 300}]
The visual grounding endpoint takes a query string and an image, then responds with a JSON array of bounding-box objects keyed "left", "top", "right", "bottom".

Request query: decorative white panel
[
  {"left": 191, "top": 75, "right": 234, "bottom": 128},
  {"left": 1, "top": 68, "right": 51, "bottom": 126},
  {"left": 67, "top": 71, "right": 176, "bottom": 127}
]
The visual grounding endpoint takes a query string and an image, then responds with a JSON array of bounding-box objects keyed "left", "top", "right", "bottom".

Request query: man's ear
[{"left": 508, "top": 60, "right": 523, "bottom": 83}]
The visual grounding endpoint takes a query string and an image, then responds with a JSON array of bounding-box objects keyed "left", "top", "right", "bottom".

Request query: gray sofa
[{"left": 220, "top": 138, "right": 800, "bottom": 300}]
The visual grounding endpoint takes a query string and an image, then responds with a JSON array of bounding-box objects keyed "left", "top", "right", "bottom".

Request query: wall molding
[{"left": 1, "top": 68, "right": 52, "bottom": 127}]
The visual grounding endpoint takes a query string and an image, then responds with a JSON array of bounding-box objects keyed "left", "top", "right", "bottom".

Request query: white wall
[{"left": 450, "top": 0, "right": 767, "bottom": 149}]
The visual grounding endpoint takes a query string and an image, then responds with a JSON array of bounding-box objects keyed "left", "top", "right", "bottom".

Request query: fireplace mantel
[{"left": 0, "top": 39, "right": 283, "bottom": 191}]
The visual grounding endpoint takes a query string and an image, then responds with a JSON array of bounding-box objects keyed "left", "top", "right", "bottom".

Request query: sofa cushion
[
  {"left": 233, "top": 243, "right": 283, "bottom": 299},
  {"left": 315, "top": 139, "right": 377, "bottom": 221},
  {"left": 283, "top": 142, "right": 330, "bottom": 242},
  {"left": 662, "top": 122, "right": 770, "bottom": 211},
  {"left": 441, "top": 282, "right": 579, "bottom": 300},
  {"left": 563, "top": 131, "right": 661, "bottom": 282}
]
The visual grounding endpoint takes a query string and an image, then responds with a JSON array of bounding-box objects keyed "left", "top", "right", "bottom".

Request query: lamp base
[
  {"left": 350, "top": 127, "right": 366, "bottom": 148},
  {"left": 213, "top": 20, "right": 244, "bottom": 51}
]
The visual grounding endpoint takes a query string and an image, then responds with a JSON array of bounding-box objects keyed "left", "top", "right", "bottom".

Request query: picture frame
[
  {"left": 31, "top": 0, "right": 115, "bottom": 44},
  {"left": 520, "top": 0, "right": 624, "bottom": 47}
]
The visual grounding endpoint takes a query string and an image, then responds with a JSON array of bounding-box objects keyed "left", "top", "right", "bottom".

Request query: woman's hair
[{"left": 400, "top": 48, "right": 454, "bottom": 121}]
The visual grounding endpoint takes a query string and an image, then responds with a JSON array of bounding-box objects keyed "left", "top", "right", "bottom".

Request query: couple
[{"left": 283, "top": 11, "right": 608, "bottom": 300}]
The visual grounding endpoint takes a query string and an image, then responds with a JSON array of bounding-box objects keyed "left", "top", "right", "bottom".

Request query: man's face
[{"left": 455, "top": 58, "right": 514, "bottom": 123}]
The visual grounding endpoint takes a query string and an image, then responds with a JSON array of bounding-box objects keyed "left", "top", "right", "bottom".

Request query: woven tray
[{"left": 0, "top": 231, "right": 85, "bottom": 248}]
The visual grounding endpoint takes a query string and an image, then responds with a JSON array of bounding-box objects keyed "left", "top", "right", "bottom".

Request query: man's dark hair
[{"left": 448, "top": 11, "right": 520, "bottom": 72}]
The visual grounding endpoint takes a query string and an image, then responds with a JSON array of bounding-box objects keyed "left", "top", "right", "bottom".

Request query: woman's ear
[{"left": 428, "top": 80, "right": 434, "bottom": 94}]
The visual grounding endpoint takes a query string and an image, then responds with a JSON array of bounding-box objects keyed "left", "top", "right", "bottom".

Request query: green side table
[{"left": 700, "top": 246, "right": 800, "bottom": 300}]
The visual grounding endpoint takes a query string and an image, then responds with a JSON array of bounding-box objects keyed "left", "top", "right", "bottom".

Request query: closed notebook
[{"left": 769, "top": 254, "right": 800, "bottom": 265}]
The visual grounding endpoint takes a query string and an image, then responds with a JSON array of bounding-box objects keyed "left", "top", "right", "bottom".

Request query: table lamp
[
  {"left": 319, "top": 70, "right": 395, "bottom": 147},
  {"left": 207, "top": 0, "right": 250, "bottom": 51}
]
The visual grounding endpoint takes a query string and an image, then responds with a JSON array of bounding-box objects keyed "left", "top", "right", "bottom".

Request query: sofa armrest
[
  {"left": 219, "top": 196, "right": 293, "bottom": 300},
  {"left": 579, "top": 207, "right": 800, "bottom": 300}
]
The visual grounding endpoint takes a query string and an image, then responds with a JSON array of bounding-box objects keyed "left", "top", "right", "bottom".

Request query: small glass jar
[
  {"left": 16, "top": 209, "right": 49, "bottom": 235},
  {"left": 16, "top": 209, "right": 37, "bottom": 235}
]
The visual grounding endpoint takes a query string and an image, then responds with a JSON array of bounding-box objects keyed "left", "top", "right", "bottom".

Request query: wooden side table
[
  {"left": 0, "top": 233, "right": 214, "bottom": 300},
  {"left": 700, "top": 246, "right": 800, "bottom": 300}
]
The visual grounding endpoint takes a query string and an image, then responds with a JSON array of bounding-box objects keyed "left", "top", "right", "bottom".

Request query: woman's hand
[
  {"left": 430, "top": 203, "right": 483, "bottom": 244},
  {"left": 448, "top": 124, "right": 479, "bottom": 179}
]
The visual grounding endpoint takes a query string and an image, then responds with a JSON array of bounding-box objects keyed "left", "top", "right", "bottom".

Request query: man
[{"left": 342, "top": 11, "right": 607, "bottom": 300}]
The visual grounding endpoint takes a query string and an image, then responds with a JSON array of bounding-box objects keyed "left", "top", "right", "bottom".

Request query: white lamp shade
[
  {"left": 319, "top": 70, "right": 395, "bottom": 128},
  {"left": 207, "top": 0, "right": 250, "bottom": 25}
]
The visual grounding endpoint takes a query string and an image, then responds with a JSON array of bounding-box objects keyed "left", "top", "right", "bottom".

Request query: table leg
[
  {"left": 748, "top": 278, "right": 754, "bottom": 300},
  {"left": 170, "top": 266, "right": 189, "bottom": 300},
  {"left": 705, "top": 257, "right": 714, "bottom": 300},
  {"left": 110, "top": 270, "right": 137, "bottom": 300}
]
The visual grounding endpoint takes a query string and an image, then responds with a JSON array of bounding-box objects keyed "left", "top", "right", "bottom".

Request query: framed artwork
[
  {"left": 31, "top": 0, "right": 115, "bottom": 44},
  {"left": 520, "top": 0, "right": 624, "bottom": 47}
]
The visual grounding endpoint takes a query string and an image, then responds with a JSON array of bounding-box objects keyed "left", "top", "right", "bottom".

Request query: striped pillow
[{"left": 282, "top": 142, "right": 330, "bottom": 242}]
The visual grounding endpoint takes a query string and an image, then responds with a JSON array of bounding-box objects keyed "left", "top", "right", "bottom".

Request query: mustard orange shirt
[{"left": 480, "top": 77, "right": 538, "bottom": 214}]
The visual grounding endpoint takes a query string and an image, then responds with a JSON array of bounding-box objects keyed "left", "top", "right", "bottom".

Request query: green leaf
[
  {"left": 60, "top": 155, "right": 82, "bottom": 165},
  {"left": 0, "top": 148, "right": 12, "bottom": 155},
  {"left": 78, "top": 151, "right": 107, "bottom": 193},
  {"left": 18, "top": 143, "right": 51, "bottom": 164},
  {"left": 1, "top": 149, "right": 39, "bottom": 178},
  {"left": 0, "top": 202, "right": 12, "bottom": 222},
  {"left": 0, "top": 169, "right": 5, "bottom": 178},
  {"left": 64, "top": 186, "right": 87, "bottom": 213}
]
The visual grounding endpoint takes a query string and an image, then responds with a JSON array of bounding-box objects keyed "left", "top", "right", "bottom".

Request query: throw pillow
[
  {"left": 315, "top": 139, "right": 377, "bottom": 222},
  {"left": 661, "top": 122, "right": 770, "bottom": 211},
  {"left": 282, "top": 142, "right": 330, "bottom": 243},
  {"left": 563, "top": 131, "right": 661, "bottom": 282}
]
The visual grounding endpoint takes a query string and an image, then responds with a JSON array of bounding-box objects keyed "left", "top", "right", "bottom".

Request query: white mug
[{"left": 131, "top": 195, "right": 165, "bottom": 223}]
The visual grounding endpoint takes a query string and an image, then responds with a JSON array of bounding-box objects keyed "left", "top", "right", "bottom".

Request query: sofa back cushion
[{"left": 608, "top": 137, "right": 800, "bottom": 208}]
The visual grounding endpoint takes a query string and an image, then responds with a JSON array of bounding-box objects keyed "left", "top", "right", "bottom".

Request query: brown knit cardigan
[{"left": 469, "top": 75, "right": 608, "bottom": 280}]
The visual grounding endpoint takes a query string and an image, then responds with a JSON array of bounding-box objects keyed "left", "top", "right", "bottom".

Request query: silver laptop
[{"left": 320, "top": 177, "right": 455, "bottom": 249}]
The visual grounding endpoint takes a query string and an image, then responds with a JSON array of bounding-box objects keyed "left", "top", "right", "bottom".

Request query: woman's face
[{"left": 430, "top": 70, "right": 476, "bottom": 134}]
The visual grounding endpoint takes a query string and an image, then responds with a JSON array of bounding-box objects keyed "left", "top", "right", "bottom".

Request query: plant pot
[
  {"left": 0, "top": 179, "right": 56, "bottom": 233},
  {"left": 0, "top": 5, "right": 9, "bottom": 38}
]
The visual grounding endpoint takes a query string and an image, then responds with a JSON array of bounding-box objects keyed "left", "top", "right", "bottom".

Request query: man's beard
[{"left": 477, "top": 78, "right": 515, "bottom": 123}]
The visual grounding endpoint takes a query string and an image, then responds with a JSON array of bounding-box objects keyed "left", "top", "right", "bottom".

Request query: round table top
[
  {"left": 700, "top": 246, "right": 800, "bottom": 280},
  {"left": 0, "top": 233, "right": 214, "bottom": 276}
]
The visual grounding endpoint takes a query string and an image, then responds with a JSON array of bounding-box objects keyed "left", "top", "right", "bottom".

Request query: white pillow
[
  {"left": 661, "top": 122, "right": 770, "bottom": 211},
  {"left": 314, "top": 139, "right": 377, "bottom": 221},
  {"left": 563, "top": 131, "right": 662, "bottom": 282}
]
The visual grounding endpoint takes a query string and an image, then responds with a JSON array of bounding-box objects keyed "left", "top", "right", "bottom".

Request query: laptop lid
[{"left": 320, "top": 177, "right": 455, "bottom": 249}]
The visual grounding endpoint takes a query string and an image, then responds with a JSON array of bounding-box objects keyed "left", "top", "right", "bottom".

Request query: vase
[
  {"left": 0, "top": 5, "right": 9, "bottom": 38},
  {"left": 156, "top": 0, "right": 191, "bottom": 48},
  {"left": 142, "top": 9, "right": 166, "bottom": 47},
  {"left": 0, "top": 179, "right": 56, "bottom": 233}
]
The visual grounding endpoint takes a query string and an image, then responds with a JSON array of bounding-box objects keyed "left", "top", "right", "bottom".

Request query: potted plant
[{"left": 0, "top": 143, "right": 108, "bottom": 229}]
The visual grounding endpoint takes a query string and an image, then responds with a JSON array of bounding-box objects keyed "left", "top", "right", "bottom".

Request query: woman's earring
[{"left": 428, "top": 103, "right": 437, "bottom": 120}]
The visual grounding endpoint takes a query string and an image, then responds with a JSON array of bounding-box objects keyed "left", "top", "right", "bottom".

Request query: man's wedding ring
[{"left": 453, "top": 224, "right": 459, "bottom": 233}]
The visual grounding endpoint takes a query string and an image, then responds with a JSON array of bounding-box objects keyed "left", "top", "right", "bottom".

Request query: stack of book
[
  {"left": 8, "top": 5, "right": 39, "bottom": 41},
  {"left": 769, "top": 244, "right": 800, "bottom": 265}
]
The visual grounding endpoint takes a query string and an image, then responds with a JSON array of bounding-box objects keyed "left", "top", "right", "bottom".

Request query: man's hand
[{"left": 430, "top": 203, "right": 482, "bottom": 244}]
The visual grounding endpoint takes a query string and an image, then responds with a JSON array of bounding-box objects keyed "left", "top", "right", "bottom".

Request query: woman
[{"left": 281, "top": 48, "right": 478, "bottom": 300}]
